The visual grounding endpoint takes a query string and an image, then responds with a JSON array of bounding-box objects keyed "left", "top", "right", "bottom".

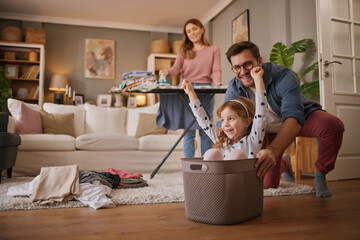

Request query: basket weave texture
[{"left": 182, "top": 158, "right": 263, "bottom": 225}]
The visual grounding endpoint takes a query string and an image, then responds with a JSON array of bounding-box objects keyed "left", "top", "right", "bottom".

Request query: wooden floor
[{"left": 1, "top": 177, "right": 359, "bottom": 240}]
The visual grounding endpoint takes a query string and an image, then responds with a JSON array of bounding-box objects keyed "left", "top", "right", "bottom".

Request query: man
[{"left": 224, "top": 41, "right": 344, "bottom": 197}]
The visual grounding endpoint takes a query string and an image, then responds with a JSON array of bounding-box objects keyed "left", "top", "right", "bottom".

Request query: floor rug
[{"left": 0, "top": 172, "right": 315, "bottom": 211}]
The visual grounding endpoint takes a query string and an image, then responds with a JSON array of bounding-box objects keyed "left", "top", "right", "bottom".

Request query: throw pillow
[
  {"left": 43, "top": 103, "right": 86, "bottom": 137},
  {"left": 126, "top": 102, "right": 159, "bottom": 137},
  {"left": 7, "top": 98, "right": 42, "bottom": 121},
  {"left": 40, "top": 110, "right": 75, "bottom": 137},
  {"left": 84, "top": 104, "right": 127, "bottom": 135},
  {"left": 135, "top": 113, "right": 167, "bottom": 138},
  {"left": 16, "top": 102, "right": 43, "bottom": 134}
]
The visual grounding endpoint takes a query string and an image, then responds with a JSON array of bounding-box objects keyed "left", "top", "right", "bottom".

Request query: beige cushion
[
  {"left": 138, "top": 134, "right": 184, "bottom": 151},
  {"left": 126, "top": 103, "right": 159, "bottom": 137},
  {"left": 7, "top": 98, "right": 41, "bottom": 121},
  {"left": 84, "top": 104, "right": 127, "bottom": 135},
  {"left": 40, "top": 111, "right": 75, "bottom": 137},
  {"left": 19, "top": 134, "right": 76, "bottom": 151},
  {"left": 135, "top": 113, "right": 167, "bottom": 138},
  {"left": 76, "top": 134, "right": 138, "bottom": 151},
  {"left": 43, "top": 103, "right": 86, "bottom": 137}
]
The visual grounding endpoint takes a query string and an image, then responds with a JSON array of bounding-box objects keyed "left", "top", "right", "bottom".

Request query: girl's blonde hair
[
  {"left": 213, "top": 97, "right": 255, "bottom": 149},
  {"left": 180, "top": 18, "right": 210, "bottom": 59}
]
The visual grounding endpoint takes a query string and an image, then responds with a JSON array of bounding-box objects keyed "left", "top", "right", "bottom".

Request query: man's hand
[{"left": 255, "top": 149, "right": 277, "bottom": 178}]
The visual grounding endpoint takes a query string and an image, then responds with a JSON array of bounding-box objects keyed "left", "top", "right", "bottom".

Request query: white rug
[{"left": 0, "top": 172, "right": 314, "bottom": 211}]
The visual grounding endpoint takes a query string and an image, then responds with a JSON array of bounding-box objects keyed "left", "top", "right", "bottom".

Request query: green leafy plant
[
  {"left": 270, "top": 38, "right": 319, "bottom": 101},
  {"left": 0, "top": 66, "right": 12, "bottom": 112}
]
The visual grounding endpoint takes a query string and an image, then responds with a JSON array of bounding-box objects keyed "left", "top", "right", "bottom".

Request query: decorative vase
[{"left": 28, "top": 50, "right": 38, "bottom": 61}]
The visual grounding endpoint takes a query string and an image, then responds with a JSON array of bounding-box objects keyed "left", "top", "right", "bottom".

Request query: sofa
[{"left": 6, "top": 98, "right": 197, "bottom": 177}]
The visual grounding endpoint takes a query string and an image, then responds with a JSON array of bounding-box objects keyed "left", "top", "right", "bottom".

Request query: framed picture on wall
[
  {"left": 84, "top": 38, "right": 115, "bottom": 79},
  {"left": 232, "top": 9, "right": 250, "bottom": 44},
  {"left": 97, "top": 94, "right": 112, "bottom": 107}
]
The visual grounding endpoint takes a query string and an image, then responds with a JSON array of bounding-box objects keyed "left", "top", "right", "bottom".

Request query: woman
[{"left": 157, "top": 18, "right": 222, "bottom": 158}]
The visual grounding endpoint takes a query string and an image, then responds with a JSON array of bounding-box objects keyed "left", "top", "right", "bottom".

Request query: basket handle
[{"left": 190, "top": 164, "right": 208, "bottom": 172}]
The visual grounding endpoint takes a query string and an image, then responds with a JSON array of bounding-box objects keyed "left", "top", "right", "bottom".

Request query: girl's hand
[
  {"left": 182, "top": 79, "right": 194, "bottom": 95},
  {"left": 182, "top": 79, "right": 198, "bottom": 103},
  {"left": 250, "top": 66, "right": 264, "bottom": 79},
  {"left": 251, "top": 67, "right": 265, "bottom": 91}
]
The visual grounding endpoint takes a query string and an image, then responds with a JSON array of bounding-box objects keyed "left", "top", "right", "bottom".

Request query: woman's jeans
[{"left": 183, "top": 83, "right": 214, "bottom": 158}]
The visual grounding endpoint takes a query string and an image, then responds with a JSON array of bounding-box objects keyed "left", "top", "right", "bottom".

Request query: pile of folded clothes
[{"left": 119, "top": 71, "right": 157, "bottom": 93}]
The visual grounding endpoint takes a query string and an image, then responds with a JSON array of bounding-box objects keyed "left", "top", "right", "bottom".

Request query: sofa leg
[{"left": 7, "top": 168, "right": 12, "bottom": 179}]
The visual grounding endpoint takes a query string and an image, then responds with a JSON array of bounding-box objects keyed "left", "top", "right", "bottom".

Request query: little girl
[{"left": 182, "top": 66, "right": 267, "bottom": 160}]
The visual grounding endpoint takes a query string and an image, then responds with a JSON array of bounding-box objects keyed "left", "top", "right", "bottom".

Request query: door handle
[{"left": 324, "top": 60, "right": 342, "bottom": 67}]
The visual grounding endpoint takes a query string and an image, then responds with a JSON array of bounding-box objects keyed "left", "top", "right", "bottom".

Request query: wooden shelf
[
  {"left": 9, "top": 78, "right": 39, "bottom": 81},
  {"left": 16, "top": 97, "right": 39, "bottom": 101},
  {"left": 0, "top": 59, "right": 40, "bottom": 64}
]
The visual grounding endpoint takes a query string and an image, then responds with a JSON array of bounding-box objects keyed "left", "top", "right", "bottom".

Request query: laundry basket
[{"left": 181, "top": 158, "right": 263, "bottom": 225}]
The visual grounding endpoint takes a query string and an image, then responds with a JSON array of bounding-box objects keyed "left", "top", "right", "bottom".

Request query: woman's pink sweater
[{"left": 167, "top": 45, "right": 222, "bottom": 85}]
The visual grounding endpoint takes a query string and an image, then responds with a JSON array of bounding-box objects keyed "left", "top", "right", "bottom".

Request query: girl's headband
[{"left": 229, "top": 99, "right": 249, "bottom": 118}]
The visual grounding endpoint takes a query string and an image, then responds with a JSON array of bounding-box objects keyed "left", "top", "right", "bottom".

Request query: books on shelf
[
  {"left": 27, "top": 86, "right": 39, "bottom": 99},
  {"left": 20, "top": 65, "right": 40, "bottom": 79}
]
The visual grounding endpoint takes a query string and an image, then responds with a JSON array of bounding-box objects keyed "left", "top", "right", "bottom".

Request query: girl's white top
[{"left": 189, "top": 90, "right": 268, "bottom": 159}]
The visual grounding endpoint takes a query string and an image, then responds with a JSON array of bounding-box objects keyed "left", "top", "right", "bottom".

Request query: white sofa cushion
[
  {"left": 43, "top": 103, "right": 86, "bottom": 137},
  {"left": 138, "top": 134, "right": 184, "bottom": 151},
  {"left": 19, "top": 134, "right": 76, "bottom": 151},
  {"left": 7, "top": 98, "right": 41, "bottom": 121},
  {"left": 76, "top": 134, "right": 138, "bottom": 151},
  {"left": 126, "top": 103, "right": 159, "bottom": 137},
  {"left": 84, "top": 104, "right": 127, "bottom": 135}
]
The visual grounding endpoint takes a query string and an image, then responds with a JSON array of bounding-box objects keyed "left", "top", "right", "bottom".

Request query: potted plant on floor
[
  {"left": 0, "top": 66, "right": 12, "bottom": 112},
  {"left": 270, "top": 38, "right": 319, "bottom": 102}
]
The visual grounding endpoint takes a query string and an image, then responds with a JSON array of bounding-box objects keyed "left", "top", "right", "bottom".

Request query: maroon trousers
[{"left": 263, "top": 110, "right": 345, "bottom": 189}]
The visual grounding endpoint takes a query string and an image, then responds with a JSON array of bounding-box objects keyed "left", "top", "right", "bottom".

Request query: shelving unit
[
  {"left": 146, "top": 53, "right": 178, "bottom": 105},
  {"left": 0, "top": 41, "right": 45, "bottom": 106},
  {"left": 147, "top": 53, "right": 177, "bottom": 80}
]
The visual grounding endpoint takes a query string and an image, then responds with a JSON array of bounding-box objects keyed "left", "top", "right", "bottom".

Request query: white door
[{"left": 316, "top": 0, "right": 360, "bottom": 180}]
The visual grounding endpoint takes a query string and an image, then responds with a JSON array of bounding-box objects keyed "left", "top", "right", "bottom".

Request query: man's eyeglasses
[{"left": 231, "top": 61, "right": 253, "bottom": 73}]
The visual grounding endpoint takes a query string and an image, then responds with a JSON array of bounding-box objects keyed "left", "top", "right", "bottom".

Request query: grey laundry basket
[{"left": 181, "top": 158, "right": 263, "bottom": 225}]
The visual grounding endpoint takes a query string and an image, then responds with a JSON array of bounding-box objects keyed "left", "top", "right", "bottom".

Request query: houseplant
[
  {"left": 0, "top": 66, "right": 12, "bottom": 112},
  {"left": 269, "top": 38, "right": 319, "bottom": 101}
]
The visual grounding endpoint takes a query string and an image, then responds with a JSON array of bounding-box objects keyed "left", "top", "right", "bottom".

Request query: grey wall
[{"left": 210, "top": 0, "right": 317, "bottom": 122}]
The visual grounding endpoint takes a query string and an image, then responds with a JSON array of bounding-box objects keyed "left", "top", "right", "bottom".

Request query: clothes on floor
[
  {"left": 79, "top": 170, "right": 120, "bottom": 189},
  {"left": 30, "top": 165, "right": 80, "bottom": 205},
  {"left": 77, "top": 183, "right": 115, "bottom": 210},
  {"left": 106, "top": 168, "right": 143, "bottom": 179}
]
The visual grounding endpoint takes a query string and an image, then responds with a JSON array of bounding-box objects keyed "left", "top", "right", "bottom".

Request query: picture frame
[
  {"left": 127, "top": 96, "right": 137, "bottom": 108},
  {"left": 75, "top": 93, "right": 85, "bottom": 105},
  {"left": 232, "top": 9, "right": 250, "bottom": 44},
  {"left": 97, "top": 94, "right": 112, "bottom": 107},
  {"left": 84, "top": 38, "right": 115, "bottom": 79},
  {"left": 5, "top": 64, "right": 19, "bottom": 78}
]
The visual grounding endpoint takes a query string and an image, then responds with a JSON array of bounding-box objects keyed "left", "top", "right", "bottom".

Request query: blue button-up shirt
[{"left": 224, "top": 62, "right": 322, "bottom": 126}]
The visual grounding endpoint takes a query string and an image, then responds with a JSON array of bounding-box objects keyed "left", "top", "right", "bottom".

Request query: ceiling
[{"left": 0, "top": 0, "right": 233, "bottom": 33}]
